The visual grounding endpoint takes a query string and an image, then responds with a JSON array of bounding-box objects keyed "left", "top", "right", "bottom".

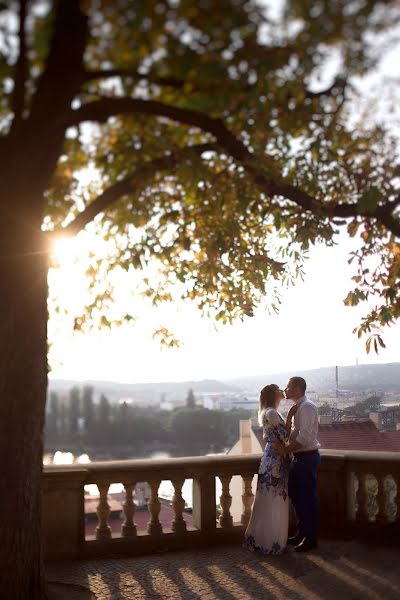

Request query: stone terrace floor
[{"left": 47, "top": 540, "right": 400, "bottom": 600}]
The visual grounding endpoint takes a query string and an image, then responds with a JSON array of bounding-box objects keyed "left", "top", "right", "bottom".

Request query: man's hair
[{"left": 290, "top": 376, "right": 307, "bottom": 394}]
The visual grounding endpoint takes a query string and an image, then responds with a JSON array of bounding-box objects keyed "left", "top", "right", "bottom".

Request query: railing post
[
  {"left": 376, "top": 474, "right": 387, "bottom": 524},
  {"left": 356, "top": 472, "right": 369, "bottom": 523},
  {"left": 42, "top": 468, "right": 87, "bottom": 560},
  {"left": 192, "top": 472, "right": 216, "bottom": 533},
  {"left": 318, "top": 454, "right": 347, "bottom": 536},
  {"left": 219, "top": 475, "right": 233, "bottom": 528},
  {"left": 172, "top": 478, "right": 187, "bottom": 534},
  {"left": 122, "top": 481, "right": 137, "bottom": 537},
  {"left": 396, "top": 475, "right": 400, "bottom": 522},
  {"left": 147, "top": 479, "right": 163, "bottom": 535},
  {"left": 96, "top": 483, "right": 112, "bottom": 540},
  {"left": 241, "top": 474, "right": 254, "bottom": 526}
]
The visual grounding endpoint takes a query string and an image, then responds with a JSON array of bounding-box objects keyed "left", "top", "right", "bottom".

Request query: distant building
[
  {"left": 306, "top": 391, "right": 319, "bottom": 403},
  {"left": 369, "top": 405, "right": 400, "bottom": 431},
  {"left": 201, "top": 394, "right": 258, "bottom": 411},
  {"left": 218, "top": 395, "right": 258, "bottom": 411}
]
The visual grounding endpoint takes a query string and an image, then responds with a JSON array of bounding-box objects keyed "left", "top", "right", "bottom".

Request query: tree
[
  {"left": 168, "top": 407, "right": 224, "bottom": 447},
  {"left": 46, "top": 391, "right": 59, "bottom": 437},
  {"left": 115, "top": 400, "right": 131, "bottom": 444},
  {"left": 185, "top": 388, "right": 196, "bottom": 408},
  {"left": 0, "top": 1, "right": 399, "bottom": 597},
  {"left": 344, "top": 395, "right": 382, "bottom": 417},
  {"left": 318, "top": 402, "right": 333, "bottom": 417},
  {"left": 68, "top": 386, "right": 81, "bottom": 435},
  {"left": 59, "top": 403, "right": 67, "bottom": 437},
  {"left": 97, "top": 393, "right": 111, "bottom": 442},
  {"left": 82, "top": 385, "right": 95, "bottom": 435}
]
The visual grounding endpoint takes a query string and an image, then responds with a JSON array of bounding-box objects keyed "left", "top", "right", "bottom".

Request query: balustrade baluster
[
  {"left": 172, "top": 478, "right": 187, "bottom": 534},
  {"left": 147, "top": 479, "right": 163, "bottom": 535},
  {"left": 219, "top": 475, "right": 233, "bottom": 528},
  {"left": 241, "top": 474, "right": 254, "bottom": 526},
  {"left": 96, "top": 483, "right": 112, "bottom": 540},
  {"left": 395, "top": 475, "right": 400, "bottom": 522},
  {"left": 356, "top": 471, "right": 369, "bottom": 522},
  {"left": 122, "top": 482, "right": 137, "bottom": 537},
  {"left": 376, "top": 474, "right": 388, "bottom": 524}
]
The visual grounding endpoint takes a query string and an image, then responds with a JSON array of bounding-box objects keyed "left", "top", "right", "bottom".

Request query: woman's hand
[
  {"left": 287, "top": 404, "right": 298, "bottom": 421},
  {"left": 285, "top": 403, "right": 298, "bottom": 434},
  {"left": 272, "top": 442, "right": 286, "bottom": 456}
]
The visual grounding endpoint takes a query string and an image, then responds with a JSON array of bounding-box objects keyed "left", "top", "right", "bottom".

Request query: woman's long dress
[{"left": 243, "top": 408, "right": 289, "bottom": 555}]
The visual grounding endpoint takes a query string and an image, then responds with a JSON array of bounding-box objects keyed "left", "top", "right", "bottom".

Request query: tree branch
[
  {"left": 65, "top": 97, "right": 400, "bottom": 238},
  {"left": 10, "top": 0, "right": 28, "bottom": 132},
  {"left": 66, "top": 97, "right": 249, "bottom": 160},
  {"left": 63, "top": 144, "right": 217, "bottom": 235},
  {"left": 83, "top": 69, "right": 184, "bottom": 88}
]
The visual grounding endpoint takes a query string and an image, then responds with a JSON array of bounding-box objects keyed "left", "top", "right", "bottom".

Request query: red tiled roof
[
  {"left": 318, "top": 420, "right": 400, "bottom": 452},
  {"left": 381, "top": 430, "right": 400, "bottom": 452},
  {"left": 251, "top": 420, "right": 400, "bottom": 452}
]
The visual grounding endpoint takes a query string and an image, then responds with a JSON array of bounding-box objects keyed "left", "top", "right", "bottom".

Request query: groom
[{"left": 274, "top": 376, "right": 320, "bottom": 552}]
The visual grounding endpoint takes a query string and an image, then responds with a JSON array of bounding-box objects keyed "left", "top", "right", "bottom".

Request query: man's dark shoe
[
  {"left": 294, "top": 537, "right": 318, "bottom": 553},
  {"left": 287, "top": 532, "right": 304, "bottom": 546}
]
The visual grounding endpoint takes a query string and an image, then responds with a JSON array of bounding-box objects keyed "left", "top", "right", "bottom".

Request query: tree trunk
[{"left": 0, "top": 203, "right": 49, "bottom": 599}]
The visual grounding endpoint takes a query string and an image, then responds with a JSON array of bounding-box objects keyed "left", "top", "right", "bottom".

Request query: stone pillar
[
  {"left": 42, "top": 467, "right": 87, "bottom": 560},
  {"left": 240, "top": 420, "right": 252, "bottom": 454},
  {"left": 318, "top": 453, "right": 347, "bottom": 536},
  {"left": 192, "top": 472, "right": 216, "bottom": 534}
]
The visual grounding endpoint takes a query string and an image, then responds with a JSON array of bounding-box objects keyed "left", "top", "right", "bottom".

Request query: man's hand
[{"left": 273, "top": 442, "right": 286, "bottom": 456}]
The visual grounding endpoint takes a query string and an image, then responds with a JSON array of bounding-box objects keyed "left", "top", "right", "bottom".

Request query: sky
[{"left": 48, "top": 7, "right": 400, "bottom": 385}]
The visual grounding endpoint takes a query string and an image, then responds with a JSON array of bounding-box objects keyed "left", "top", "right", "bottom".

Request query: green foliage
[
  {"left": 82, "top": 385, "right": 95, "bottom": 433},
  {"left": 2, "top": 1, "right": 399, "bottom": 349},
  {"left": 185, "top": 388, "right": 196, "bottom": 408},
  {"left": 68, "top": 386, "right": 81, "bottom": 434},
  {"left": 318, "top": 402, "right": 333, "bottom": 416},
  {"left": 344, "top": 395, "right": 381, "bottom": 417},
  {"left": 44, "top": 386, "right": 254, "bottom": 452}
]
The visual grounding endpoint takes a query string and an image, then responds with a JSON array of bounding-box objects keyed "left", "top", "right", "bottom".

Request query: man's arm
[
  {"left": 274, "top": 439, "right": 303, "bottom": 456},
  {"left": 294, "top": 404, "right": 317, "bottom": 448},
  {"left": 274, "top": 404, "right": 316, "bottom": 455}
]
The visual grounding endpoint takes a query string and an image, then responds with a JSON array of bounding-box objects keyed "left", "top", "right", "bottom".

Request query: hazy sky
[{"left": 49, "top": 10, "right": 400, "bottom": 385}]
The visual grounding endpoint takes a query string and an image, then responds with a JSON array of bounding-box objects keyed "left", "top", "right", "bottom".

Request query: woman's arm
[
  {"left": 285, "top": 404, "right": 298, "bottom": 435},
  {"left": 267, "top": 409, "right": 288, "bottom": 445}
]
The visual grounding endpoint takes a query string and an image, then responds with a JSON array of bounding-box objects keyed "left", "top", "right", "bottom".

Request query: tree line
[
  {"left": 318, "top": 396, "right": 382, "bottom": 418},
  {"left": 45, "top": 386, "right": 254, "bottom": 454}
]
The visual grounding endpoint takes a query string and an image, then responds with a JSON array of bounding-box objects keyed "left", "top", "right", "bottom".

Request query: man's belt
[{"left": 293, "top": 449, "right": 319, "bottom": 457}]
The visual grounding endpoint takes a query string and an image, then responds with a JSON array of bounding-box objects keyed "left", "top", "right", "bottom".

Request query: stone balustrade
[{"left": 43, "top": 450, "right": 400, "bottom": 561}]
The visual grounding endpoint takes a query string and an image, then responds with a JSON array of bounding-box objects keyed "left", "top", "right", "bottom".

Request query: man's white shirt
[{"left": 290, "top": 395, "right": 320, "bottom": 452}]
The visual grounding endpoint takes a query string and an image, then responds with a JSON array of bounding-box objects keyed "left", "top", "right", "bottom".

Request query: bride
[{"left": 243, "top": 383, "right": 295, "bottom": 555}]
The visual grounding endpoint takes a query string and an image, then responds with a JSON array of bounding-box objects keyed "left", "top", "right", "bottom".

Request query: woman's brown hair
[{"left": 258, "top": 384, "right": 279, "bottom": 424}]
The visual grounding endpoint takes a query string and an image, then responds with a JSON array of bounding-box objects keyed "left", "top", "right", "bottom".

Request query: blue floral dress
[{"left": 243, "top": 408, "right": 289, "bottom": 555}]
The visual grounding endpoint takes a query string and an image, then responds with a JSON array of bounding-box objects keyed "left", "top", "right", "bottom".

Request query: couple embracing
[{"left": 243, "top": 376, "right": 320, "bottom": 554}]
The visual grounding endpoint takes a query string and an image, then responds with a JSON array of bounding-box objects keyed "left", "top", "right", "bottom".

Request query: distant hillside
[
  {"left": 48, "top": 377, "right": 241, "bottom": 404},
  {"left": 48, "top": 363, "right": 400, "bottom": 404},
  {"left": 228, "top": 362, "right": 400, "bottom": 393}
]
